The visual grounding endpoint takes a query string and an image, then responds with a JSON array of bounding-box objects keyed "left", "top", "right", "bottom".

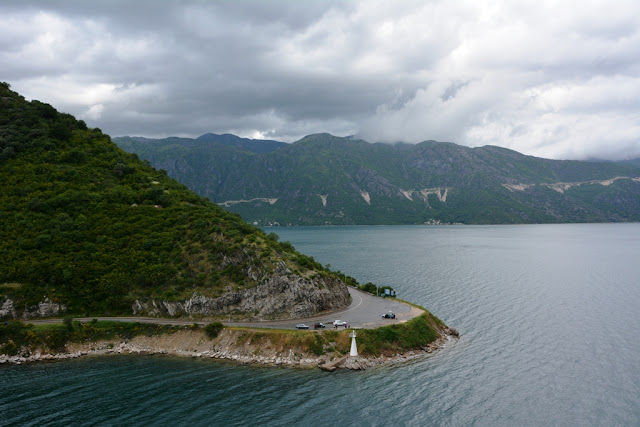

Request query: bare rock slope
[{"left": 133, "top": 264, "right": 351, "bottom": 320}]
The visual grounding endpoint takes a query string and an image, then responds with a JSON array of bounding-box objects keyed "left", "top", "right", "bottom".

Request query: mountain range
[{"left": 114, "top": 133, "right": 640, "bottom": 225}]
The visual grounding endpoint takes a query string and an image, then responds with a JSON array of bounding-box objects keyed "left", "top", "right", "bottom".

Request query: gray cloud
[{"left": 1, "top": 0, "right": 639, "bottom": 160}]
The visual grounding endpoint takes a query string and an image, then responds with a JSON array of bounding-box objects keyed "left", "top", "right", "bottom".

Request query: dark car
[
  {"left": 314, "top": 322, "right": 326, "bottom": 329},
  {"left": 381, "top": 313, "right": 396, "bottom": 319}
]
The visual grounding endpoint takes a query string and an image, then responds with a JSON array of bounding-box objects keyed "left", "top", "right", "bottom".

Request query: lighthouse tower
[{"left": 349, "top": 330, "right": 358, "bottom": 357}]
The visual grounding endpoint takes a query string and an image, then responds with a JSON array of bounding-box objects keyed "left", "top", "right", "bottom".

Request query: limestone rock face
[
  {"left": 33, "top": 298, "right": 67, "bottom": 318},
  {"left": 0, "top": 298, "right": 16, "bottom": 318},
  {"left": 133, "top": 273, "right": 351, "bottom": 320},
  {"left": 0, "top": 297, "right": 66, "bottom": 319}
]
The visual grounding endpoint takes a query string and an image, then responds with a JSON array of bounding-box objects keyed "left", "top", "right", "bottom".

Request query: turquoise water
[{"left": 2, "top": 224, "right": 640, "bottom": 426}]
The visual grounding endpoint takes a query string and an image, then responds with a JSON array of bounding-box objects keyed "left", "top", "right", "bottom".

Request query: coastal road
[
  {"left": 27, "top": 287, "right": 424, "bottom": 330},
  {"left": 232, "top": 287, "right": 424, "bottom": 330}
]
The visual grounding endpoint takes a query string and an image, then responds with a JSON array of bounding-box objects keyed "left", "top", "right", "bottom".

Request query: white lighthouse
[{"left": 349, "top": 330, "right": 358, "bottom": 357}]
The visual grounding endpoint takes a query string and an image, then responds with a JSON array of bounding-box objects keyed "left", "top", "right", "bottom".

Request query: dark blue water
[{"left": 2, "top": 224, "right": 640, "bottom": 426}]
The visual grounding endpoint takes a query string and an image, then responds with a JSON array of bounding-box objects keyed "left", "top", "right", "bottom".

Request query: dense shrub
[
  {"left": 360, "top": 282, "right": 377, "bottom": 295},
  {"left": 205, "top": 322, "right": 224, "bottom": 339},
  {"left": 355, "top": 314, "right": 437, "bottom": 356}
]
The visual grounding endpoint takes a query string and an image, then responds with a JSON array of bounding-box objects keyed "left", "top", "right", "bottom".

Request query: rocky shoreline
[{"left": 0, "top": 328, "right": 457, "bottom": 371}]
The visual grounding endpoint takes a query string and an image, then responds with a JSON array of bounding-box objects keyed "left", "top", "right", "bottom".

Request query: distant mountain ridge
[
  {"left": 619, "top": 158, "right": 640, "bottom": 168},
  {"left": 113, "top": 133, "right": 640, "bottom": 225},
  {"left": 119, "top": 133, "right": 286, "bottom": 154},
  {"left": 196, "top": 133, "right": 286, "bottom": 153}
]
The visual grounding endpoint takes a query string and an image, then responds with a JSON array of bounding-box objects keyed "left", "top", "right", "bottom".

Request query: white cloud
[
  {"left": 1, "top": 0, "right": 640, "bottom": 159},
  {"left": 81, "top": 103, "right": 104, "bottom": 120},
  {"left": 354, "top": 0, "right": 640, "bottom": 160}
]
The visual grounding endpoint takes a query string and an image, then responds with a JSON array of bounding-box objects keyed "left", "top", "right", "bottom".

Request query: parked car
[
  {"left": 333, "top": 320, "right": 346, "bottom": 327},
  {"left": 296, "top": 324, "right": 309, "bottom": 329},
  {"left": 381, "top": 312, "right": 396, "bottom": 319},
  {"left": 314, "top": 322, "right": 326, "bottom": 329}
]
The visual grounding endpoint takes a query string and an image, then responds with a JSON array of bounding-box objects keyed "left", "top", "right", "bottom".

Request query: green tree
[{"left": 204, "top": 322, "right": 224, "bottom": 339}]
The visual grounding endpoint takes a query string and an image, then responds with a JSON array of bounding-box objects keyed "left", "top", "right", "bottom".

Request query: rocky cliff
[
  {"left": 132, "top": 263, "right": 351, "bottom": 320},
  {"left": 0, "top": 297, "right": 67, "bottom": 319}
]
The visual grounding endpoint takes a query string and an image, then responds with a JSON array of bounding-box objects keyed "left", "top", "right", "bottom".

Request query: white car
[
  {"left": 296, "top": 323, "right": 309, "bottom": 329},
  {"left": 333, "top": 320, "right": 346, "bottom": 327}
]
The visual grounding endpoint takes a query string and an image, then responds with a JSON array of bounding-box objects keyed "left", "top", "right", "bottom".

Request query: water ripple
[{"left": 2, "top": 224, "right": 640, "bottom": 426}]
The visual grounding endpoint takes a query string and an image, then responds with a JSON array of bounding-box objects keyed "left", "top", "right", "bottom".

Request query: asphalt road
[
  {"left": 27, "top": 287, "right": 423, "bottom": 330},
  {"left": 232, "top": 287, "right": 423, "bottom": 330}
]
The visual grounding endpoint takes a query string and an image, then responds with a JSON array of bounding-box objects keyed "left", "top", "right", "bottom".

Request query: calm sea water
[{"left": 2, "top": 224, "right": 640, "bottom": 426}]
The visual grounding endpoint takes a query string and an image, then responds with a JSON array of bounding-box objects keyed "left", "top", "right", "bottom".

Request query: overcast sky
[{"left": 2, "top": 0, "right": 640, "bottom": 160}]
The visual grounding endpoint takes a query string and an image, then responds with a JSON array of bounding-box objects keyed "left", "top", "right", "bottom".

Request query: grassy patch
[
  {"left": 354, "top": 313, "right": 439, "bottom": 356},
  {"left": 1, "top": 311, "right": 445, "bottom": 359},
  {"left": 0, "top": 320, "right": 186, "bottom": 354},
  {"left": 217, "top": 312, "right": 443, "bottom": 357},
  {"left": 394, "top": 298, "right": 445, "bottom": 327}
]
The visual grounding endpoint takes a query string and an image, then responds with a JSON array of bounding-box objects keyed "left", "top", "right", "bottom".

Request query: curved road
[
  {"left": 28, "top": 287, "right": 423, "bottom": 330},
  {"left": 232, "top": 287, "right": 423, "bottom": 329}
]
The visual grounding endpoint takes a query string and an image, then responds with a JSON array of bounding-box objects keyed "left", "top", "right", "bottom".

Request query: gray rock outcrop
[
  {"left": 0, "top": 297, "right": 66, "bottom": 319},
  {"left": 0, "top": 298, "right": 16, "bottom": 318},
  {"left": 32, "top": 298, "right": 67, "bottom": 318},
  {"left": 132, "top": 271, "right": 351, "bottom": 320}
]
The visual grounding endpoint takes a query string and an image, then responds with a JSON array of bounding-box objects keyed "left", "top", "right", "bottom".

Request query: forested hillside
[
  {"left": 0, "top": 83, "right": 349, "bottom": 318},
  {"left": 115, "top": 133, "right": 640, "bottom": 225}
]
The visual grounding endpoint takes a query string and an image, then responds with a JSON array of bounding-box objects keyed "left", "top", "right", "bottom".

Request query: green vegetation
[
  {"left": 0, "top": 83, "right": 344, "bottom": 317},
  {"left": 355, "top": 313, "right": 437, "bottom": 356},
  {"left": 1, "top": 311, "right": 443, "bottom": 360},
  {"left": 357, "top": 282, "right": 395, "bottom": 297},
  {"left": 204, "top": 322, "right": 224, "bottom": 339},
  {"left": 224, "top": 311, "right": 440, "bottom": 357},
  {"left": 114, "top": 133, "right": 640, "bottom": 225},
  {"left": 360, "top": 282, "right": 378, "bottom": 295},
  {"left": 0, "top": 319, "right": 185, "bottom": 355}
]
